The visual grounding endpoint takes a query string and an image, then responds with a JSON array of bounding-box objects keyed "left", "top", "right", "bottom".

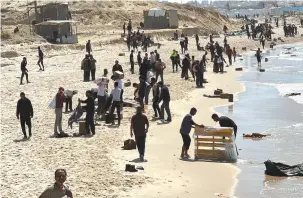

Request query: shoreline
[{"left": 213, "top": 41, "right": 303, "bottom": 198}]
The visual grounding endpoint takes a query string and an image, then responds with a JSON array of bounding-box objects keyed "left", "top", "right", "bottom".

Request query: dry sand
[{"left": 1, "top": 3, "right": 303, "bottom": 197}]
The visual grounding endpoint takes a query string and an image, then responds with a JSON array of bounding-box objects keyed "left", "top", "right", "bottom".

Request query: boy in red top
[
  {"left": 54, "top": 87, "right": 65, "bottom": 136},
  {"left": 130, "top": 106, "right": 149, "bottom": 161}
]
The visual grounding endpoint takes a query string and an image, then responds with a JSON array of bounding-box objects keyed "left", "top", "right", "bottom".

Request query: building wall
[
  {"left": 143, "top": 10, "right": 169, "bottom": 29},
  {"left": 35, "top": 3, "right": 71, "bottom": 37},
  {"left": 167, "top": 10, "right": 178, "bottom": 28}
]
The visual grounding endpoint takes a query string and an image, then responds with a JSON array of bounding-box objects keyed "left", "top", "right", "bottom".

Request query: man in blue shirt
[{"left": 180, "top": 108, "right": 204, "bottom": 158}]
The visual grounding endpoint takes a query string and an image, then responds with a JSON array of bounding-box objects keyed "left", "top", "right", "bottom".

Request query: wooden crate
[
  {"left": 79, "top": 121, "right": 86, "bottom": 135},
  {"left": 194, "top": 127, "right": 237, "bottom": 162}
]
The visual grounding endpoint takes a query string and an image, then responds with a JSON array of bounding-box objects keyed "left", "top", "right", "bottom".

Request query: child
[{"left": 232, "top": 47, "right": 237, "bottom": 62}]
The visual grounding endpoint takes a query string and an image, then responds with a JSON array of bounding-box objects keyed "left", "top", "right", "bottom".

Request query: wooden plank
[
  {"left": 197, "top": 143, "right": 226, "bottom": 148},
  {"left": 196, "top": 149, "right": 225, "bottom": 156},
  {"left": 195, "top": 131, "right": 232, "bottom": 137},
  {"left": 196, "top": 138, "right": 232, "bottom": 143},
  {"left": 195, "top": 127, "right": 233, "bottom": 137}
]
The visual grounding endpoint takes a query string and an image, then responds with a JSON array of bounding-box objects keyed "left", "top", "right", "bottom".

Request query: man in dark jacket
[
  {"left": 137, "top": 51, "right": 142, "bottom": 67},
  {"left": 16, "top": 92, "right": 33, "bottom": 139},
  {"left": 130, "top": 50, "right": 135, "bottom": 74},
  {"left": 86, "top": 40, "right": 92, "bottom": 55},
  {"left": 81, "top": 55, "right": 91, "bottom": 82},
  {"left": 139, "top": 57, "right": 149, "bottom": 80},
  {"left": 181, "top": 54, "right": 190, "bottom": 80},
  {"left": 158, "top": 81, "right": 172, "bottom": 122},
  {"left": 130, "top": 106, "right": 149, "bottom": 161},
  {"left": 112, "top": 60, "right": 124, "bottom": 74},
  {"left": 79, "top": 90, "right": 95, "bottom": 135},
  {"left": 90, "top": 55, "right": 96, "bottom": 81},
  {"left": 151, "top": 78, "right": 161, "bottom": 118},
  {"left": 20, "top": 57, "right": 29, "bottom": 85}
]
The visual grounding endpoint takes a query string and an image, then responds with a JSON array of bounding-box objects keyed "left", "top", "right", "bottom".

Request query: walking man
[
  {"left": 256, "top": 48, "right": 262, "bottom": 68},
  {"left": 180, "top": 108, "right": 204, "bottom": 158},
  {"left": 158, "top": 81, "right": 172, "bottom": 122},
  {"left": 37, "top": 46, "right": 45, "bottom": 71},
  {"left": 90, "top": 55, "right": 96, "bottom": 81},
  {"left": 20, "top": 57, "right": 30, "bottom": 85},
  {"left": 79, "top": 90, "right": 95, "bottom": 135},
  {"left": 86, "top": 40, "right": 92, "bottom": 55},
  {"left": 109, "top": 82, "right": 122, "bottom": 126},
  {"left": 54, "top": 87, "right": 65, "bottom": 136},
  {"left": 130, "top": 106, "right": 149, "bottom": 161},
  {"left": 155, "top": 59, "right": 166, "bottom": 83},
  {"left": 130, "top": 50, "right": 135, "bottom": 74},
  {"left": 16, "top": 92, "right": 33, "bottom": 139},
  {"left": 151, "top": 78, "right": 161, "bottom": 118}
]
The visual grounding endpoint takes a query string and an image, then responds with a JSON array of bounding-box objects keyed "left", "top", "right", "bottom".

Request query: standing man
[
  {"left": 194, "top": 60, "right": 203, "bottom": 88},
  {"left": 155, "top": 58, "right": 166, "bottom": 83},
  {"left": 180, "top": 108, "right": 204, "bottom": 158},
  {"left": 195, "top": 34, "right": 199, "bottom": 49},
  {"left": 123, "top": 22, "right": 126, "bottom": 36},
  {"left": 137, "top": 51, "right": 142, "bottom": 67},
  {"left": 127, "top": 19, "right": 132, "bottom": 34},
  {"left": 97, "top": 82, "right": 106, "bottom": 118},
  {"left": 181, "top": 54, "right": 190, "bottom": 80},
  {"left": 81, "top": 55, "right": 91, "bottom": 82},
  {"left": 20, "top": 57, "right": 29, "bottom": 85},
  {"left": 109, "top": 82, "right": 122, "bottom": 126},
  {"left": 211, "top": 113, "right": 238, "bottom": 138},
  {"left": 154, "top": 50, "right": 160, "bottom": 61},
  {"left": 256, "top": 48, "right": 262, "bottom": 68},
  {"left": 54, "top": 87, "right": 65, "bottom": 136},
  {"left": 158, "top": 81, "right": 172, "bottom": 122},
  {"left": 86, "top": 40, "right": 92, "bottom": 55},
  {"left": 16, "top": 92, "right": 33, "bottom": 139},
  {"left": 170, "top": 50, "right": 178, "bottom": 73},
  {"left": 130, "top": 106, "right": 149, "bottom": 161},
  {"left": 201, "top": 51, "right": 208, "bottom": 71},
  {"left": 130, "top": 50, "right": 135, "bottom": 74},
  {"left": 226, "top": 45, "right": 233, "bottom": 65},
  {"left": 138, "top": 76, "right": 146, "bottom": 108},
  {"left": 37, "top": 46, "right": 45, "bottom": 71},
  {"left": 90, "top": 55, "right": 96, "bottom": 81},
  {"left": 79, "top": 90, "right": 95, "bottom": 135},
  {"left": 151, "top": 78, "right": 161, "bottom": 118},
  {"left": 39, "top": 169, "right": 73, "bottom": 198},
  {"left": 232, "top": 47, "right": 237, "bottom": 63}
]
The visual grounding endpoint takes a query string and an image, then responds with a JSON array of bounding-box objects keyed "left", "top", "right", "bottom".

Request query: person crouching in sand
[
  {"left": 130, "top": 106, "right": 149, "bottom": 161},
  {"left": 180, "top": 108, "right": 204, "bottom": 158},
  {"left": 39, "top": 169, "right": 73, "bottom": 198}
]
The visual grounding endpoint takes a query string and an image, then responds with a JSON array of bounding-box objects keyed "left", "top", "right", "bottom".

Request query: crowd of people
[{"left": 15, "top": 14, "right": 300, "bottom": 195}]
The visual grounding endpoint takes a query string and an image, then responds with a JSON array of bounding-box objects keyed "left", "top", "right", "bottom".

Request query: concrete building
[
  {"left": 143, "top": 8, "right": 178, "bottom": 29},
  {"left": 34, "top": 2, "right": 77, "bottom": 43}
]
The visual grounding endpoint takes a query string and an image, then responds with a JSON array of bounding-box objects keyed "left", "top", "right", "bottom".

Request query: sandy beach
[{"left": 1, "top": 1, "right": 303, "bottom": 197}]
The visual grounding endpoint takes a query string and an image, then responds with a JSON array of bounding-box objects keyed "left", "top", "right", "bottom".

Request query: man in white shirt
[
  {"left": 109, "top": 82, "right": 122, "bottom": 126},
  {"left": 115, "top": 78, "right": 124, "bottom": 101},
  {"left": 97, "top": 83, "right": 106, "bottom": 116}
]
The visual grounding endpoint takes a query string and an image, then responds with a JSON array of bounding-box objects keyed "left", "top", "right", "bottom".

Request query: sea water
[{"left": 215, "top": 43, "right": 303, "bottom": 198}]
